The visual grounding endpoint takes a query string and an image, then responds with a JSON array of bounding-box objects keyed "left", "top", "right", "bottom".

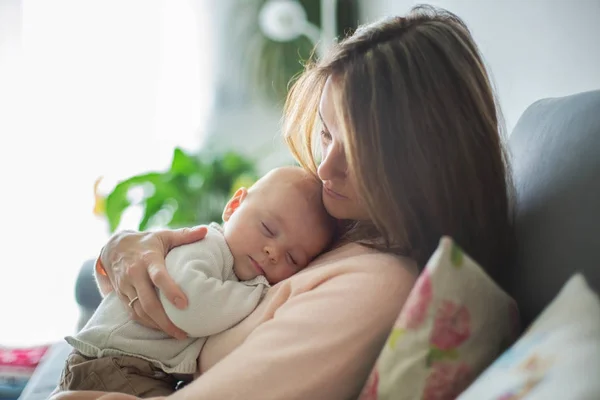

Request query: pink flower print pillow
[{"left": 358, "top": 237, "right": 519, "bottom": 400}]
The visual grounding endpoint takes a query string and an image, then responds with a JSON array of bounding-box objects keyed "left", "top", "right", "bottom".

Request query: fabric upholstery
[{"left": 508, "top": 90, "right": 600, "bottom": 327}]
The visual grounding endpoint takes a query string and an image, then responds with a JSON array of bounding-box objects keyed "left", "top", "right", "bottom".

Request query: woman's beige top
[{"left": 173, "top": 242, "right": 417, "bottom": 400}]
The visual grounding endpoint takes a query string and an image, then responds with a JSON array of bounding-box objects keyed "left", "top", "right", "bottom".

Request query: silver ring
[{"left": 128, "top": 296, "right": 139, "bottom": 309}]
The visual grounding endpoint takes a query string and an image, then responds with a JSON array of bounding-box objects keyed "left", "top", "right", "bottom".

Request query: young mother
[{"left": 56, "top": 5, "right": 514, "bottom": 400}]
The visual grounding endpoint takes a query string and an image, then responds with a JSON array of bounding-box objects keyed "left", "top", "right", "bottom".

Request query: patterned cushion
[
  {"left": 458, "top": 273, "right": 600, "bottom": 399},
  {"left": 359, "top": 237, "right": 519, "bottom": 400},
  {"left": 0, "top": 344, "right": 50, "bottom": 399}
]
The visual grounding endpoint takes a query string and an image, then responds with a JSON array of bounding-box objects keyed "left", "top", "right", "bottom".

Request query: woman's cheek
[{"left": 320, "top": 141, "right": 329, "bottom": 164}]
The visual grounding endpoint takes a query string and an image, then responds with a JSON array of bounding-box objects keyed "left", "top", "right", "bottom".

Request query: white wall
[{"left": 358, "top": 0, "right": 600, "bottom": 133}]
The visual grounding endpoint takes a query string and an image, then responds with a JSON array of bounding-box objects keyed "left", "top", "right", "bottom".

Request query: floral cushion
[
  {"left": 458, "top": 273, "right": 600, "bottom": 399},
  {"left": 0, "top": 344, "right": 50, "bottom": 399},
  {"left": 359, "top": 237, "right": 519, "bottom": 400}
]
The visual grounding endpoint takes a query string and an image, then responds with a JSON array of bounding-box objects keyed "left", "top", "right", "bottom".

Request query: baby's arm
[{"left": 158, "top": 242, "right": 265, "bottom": 337}]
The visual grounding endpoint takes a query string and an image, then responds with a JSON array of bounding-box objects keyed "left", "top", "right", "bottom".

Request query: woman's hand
[
  {"left": 100, "top": 226, "right": 208, "bottom": 339},
  {"left": 49, "top": 391, "right": 150, "bottom": 400}
]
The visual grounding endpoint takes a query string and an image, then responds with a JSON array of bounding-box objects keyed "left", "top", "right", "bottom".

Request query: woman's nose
[
  {"left": 318, "top": 142, "right": 347, "bottom": 182},
  {"left": 264, "top": 245, "right": 279, "bottom": 264}
]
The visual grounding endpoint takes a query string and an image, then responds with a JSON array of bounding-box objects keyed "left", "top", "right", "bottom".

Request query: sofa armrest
[
  {"left": 74, "top": 259, "right": 102, "bottom": 331},
  {"left": 17, "top": 342, "right": 71, "bottom": 400}
]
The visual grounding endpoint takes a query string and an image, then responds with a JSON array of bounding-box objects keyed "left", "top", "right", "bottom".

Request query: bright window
[{"left": 0, "top": 0, "right": 212, "bottom": 346}]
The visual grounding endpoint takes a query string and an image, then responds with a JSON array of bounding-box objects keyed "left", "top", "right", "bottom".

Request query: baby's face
[{"left": 223, "top": 178, "right": 332, "bottom": 284}]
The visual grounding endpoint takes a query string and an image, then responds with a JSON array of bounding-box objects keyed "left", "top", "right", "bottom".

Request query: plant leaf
[
  {"left": 102, "top": 150, "right": 259, "bottom": 232},
  {"left": 139, "top": 193, "right": 169, "bottom": 231},
  {"left": 104, "top": 185, "right": 130, "bottom": 233},
  {"left": 171, "top": 147, "right": 200, "bottom": 176},
  {"left": 104, "top": 172, "right": 163, "bottom": 232}
]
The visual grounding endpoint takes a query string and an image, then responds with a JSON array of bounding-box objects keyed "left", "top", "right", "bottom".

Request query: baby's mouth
[{"left": 248, "top": 256, "right": 265, "bottom": 276}]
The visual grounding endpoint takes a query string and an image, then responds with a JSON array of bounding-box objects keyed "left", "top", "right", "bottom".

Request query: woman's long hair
[{"left": 284, "top": 5, "right": 515, "bottom": 284}]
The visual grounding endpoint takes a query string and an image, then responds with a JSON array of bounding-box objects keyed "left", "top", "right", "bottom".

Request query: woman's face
[{"left": 317, "top": 77, "right": 370, "bottom": 221}]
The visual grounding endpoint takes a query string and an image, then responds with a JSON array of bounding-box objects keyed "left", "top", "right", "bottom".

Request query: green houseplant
[
  {"left": 99, "top": 148, "right": 258, "bottom": 233},
  {"left": 98, "top": 1, "right": 359, "bottom": 233}
]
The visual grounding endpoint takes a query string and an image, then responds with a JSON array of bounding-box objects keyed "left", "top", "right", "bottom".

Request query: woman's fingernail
[{"left": 174, "top": 296, "right": 184, "bottom": 308}]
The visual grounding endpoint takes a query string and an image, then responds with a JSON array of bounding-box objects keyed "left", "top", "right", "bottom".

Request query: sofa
[{"left": 18, "top": 89, "right": 600, "bottom": 399}]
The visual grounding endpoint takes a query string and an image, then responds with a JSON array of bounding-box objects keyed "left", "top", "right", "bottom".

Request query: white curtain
[{"left": 0, "top": 0, "right": 212, "bottom": 346}]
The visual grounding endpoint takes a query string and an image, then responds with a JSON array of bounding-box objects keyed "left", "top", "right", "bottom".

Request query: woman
[{"left": 56, "top": 5, "right": 514, "bottom": 400}]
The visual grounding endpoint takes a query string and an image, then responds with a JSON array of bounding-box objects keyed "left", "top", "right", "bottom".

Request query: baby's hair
[{"left": 250, "top": 166, "right": 337, "bottom": 244}]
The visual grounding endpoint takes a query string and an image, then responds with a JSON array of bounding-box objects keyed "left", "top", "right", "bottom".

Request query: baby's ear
[{"left": 222, "top": 188, "right": 248, "bottom": 222}]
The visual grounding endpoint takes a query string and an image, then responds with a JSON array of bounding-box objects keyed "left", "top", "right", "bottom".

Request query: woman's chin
[{"left": 323, "top": 196, "right": 365, "bottom": 221}]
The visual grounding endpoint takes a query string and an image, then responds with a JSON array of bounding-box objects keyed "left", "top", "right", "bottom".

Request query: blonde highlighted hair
[{"left": 284, "top": 5, "right": 515, "bottom": 284}]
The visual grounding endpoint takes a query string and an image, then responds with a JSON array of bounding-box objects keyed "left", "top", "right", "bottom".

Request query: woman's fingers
[
  {"left": 113, "top": 251, "right": 142, "bottom": 298},
  {"left": 148, "top": 259, "right": 187, "bottom": 310},
  {"left": 123, "top": 274, "right": 180, "bottom": 337},
  {"left": 98, "top": 227, "right": 206, "bottom": 339},
  {"left": 135, "top": 267, "right": 187, "bottom": 339},
  {"left": 114, "top": 280, "right": 139, "bottom": 317},
  {"left": 149, "top": 226, "right": 207, "bottom": 308},
  {"left": 121, "top": 258, "right": 176, "bottom": 333},
  {"left": 162, "top": 226, "right": 208, "bottom": 251},
  {"left": 114, "top": 258, "right": 157, "bottom": 328},
  {"left": 129, "top": 300, "right": 160, "bottom": 330}
]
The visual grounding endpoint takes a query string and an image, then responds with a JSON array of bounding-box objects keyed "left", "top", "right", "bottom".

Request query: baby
[{"left": 56, "top": 166, "right": 335, "bottom": 397}]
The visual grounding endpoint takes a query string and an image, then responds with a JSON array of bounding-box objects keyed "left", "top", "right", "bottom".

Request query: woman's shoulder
[
  {"left": 271, "top": 242, "right": 419, "bottom": 328},
  {"left": 294, "top": 242, "right": 419, "bottom": 293},
  {"left": 315, "top": 242, "right": 417, "bottom": 271}
]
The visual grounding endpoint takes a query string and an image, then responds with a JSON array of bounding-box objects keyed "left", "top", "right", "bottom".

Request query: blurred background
[
  {"left": 0, "top": 0, "right": 360, "bottom": 351},
  {"left": 0, "top": 0, "right": 598, "bottom": 350}
]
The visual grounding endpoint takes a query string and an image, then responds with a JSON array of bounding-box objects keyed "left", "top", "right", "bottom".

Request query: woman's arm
[
  {"left": 176, "top": 257, "right": 417, "bottom": 400},
  {"left": 49, "top": 390, "right": 148, "bottom": 400}
]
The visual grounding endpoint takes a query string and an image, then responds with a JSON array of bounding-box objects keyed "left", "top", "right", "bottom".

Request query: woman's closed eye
[{"left": 320, "top": 129, "right": 332, "bottom": 143}]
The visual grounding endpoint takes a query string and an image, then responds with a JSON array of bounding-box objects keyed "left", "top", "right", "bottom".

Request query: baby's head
[{"left": 222, "top": 166, "right": 335, "bottom": 284}]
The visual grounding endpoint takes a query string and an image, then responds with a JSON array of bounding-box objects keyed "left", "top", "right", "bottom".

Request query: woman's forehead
[{"left": 318, "top": 78, "right": 338, "bottom": 128}]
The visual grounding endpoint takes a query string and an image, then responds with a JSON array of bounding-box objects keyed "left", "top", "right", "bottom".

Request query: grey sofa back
[{"left": 508, "top": 90, "right": 600, "bottom": 327}]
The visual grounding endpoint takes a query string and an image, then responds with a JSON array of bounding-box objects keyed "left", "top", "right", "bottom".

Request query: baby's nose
[{"left": 264, "top": 245, "right": 280, "bottom": 263}]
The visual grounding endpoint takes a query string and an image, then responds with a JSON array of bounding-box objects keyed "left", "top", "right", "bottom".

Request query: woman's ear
[{"left": 222, "top": 188, "right": 248, "bottom": 222}]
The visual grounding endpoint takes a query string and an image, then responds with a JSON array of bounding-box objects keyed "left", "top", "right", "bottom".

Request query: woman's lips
[
  {"left": 248, "top": 256, "right": 265, "bottom": 276},
  {"left": 323, "top": 185, "right": 348, "bottom": 200}
]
